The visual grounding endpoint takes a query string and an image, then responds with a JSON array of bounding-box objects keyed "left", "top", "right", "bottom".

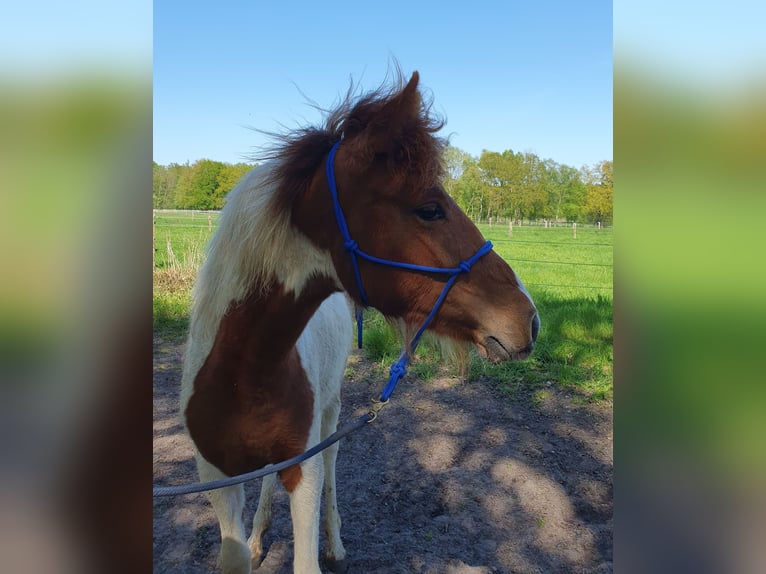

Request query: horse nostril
[{"left": 531, "top": 312, "right": 540, "bottom": 343}]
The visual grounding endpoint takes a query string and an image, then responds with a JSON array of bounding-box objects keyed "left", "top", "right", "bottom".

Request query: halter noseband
[{"left": 325, "top": 141, "right": 493, "bottom": 402}]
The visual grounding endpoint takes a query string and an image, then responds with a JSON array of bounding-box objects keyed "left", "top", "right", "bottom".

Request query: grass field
[
  {"left": 153, "top": 211, "right": 613, "bottom": 401},
  {"left": 153, "top": 211, "right": 220, "bottom": 270}
]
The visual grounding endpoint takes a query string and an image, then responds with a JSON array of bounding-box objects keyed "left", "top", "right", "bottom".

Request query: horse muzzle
[{"left": 480, "top": 311, "right": 540, "bottom": 363}]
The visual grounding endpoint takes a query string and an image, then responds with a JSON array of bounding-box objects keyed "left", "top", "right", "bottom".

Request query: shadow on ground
[{"left": 153, "top": 338, "right": 612, "bottom": 574}]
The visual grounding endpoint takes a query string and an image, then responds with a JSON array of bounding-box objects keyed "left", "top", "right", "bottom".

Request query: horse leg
[
  {"left": 247, "top": 473, "right": 277, "bottom": 567},
  {"left": 196, "top": 454, "right": 251, "bottom": 574},
  {"left": 321, "top": 399, "right": 348, "bottom": 573},
  {"left": 285, "top": 456, "right": 324, "bottom": 574}
]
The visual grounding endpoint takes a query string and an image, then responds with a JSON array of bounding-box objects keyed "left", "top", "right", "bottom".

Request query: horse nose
[{"left": 531, "top": 312, "right": 540, "bottom": 345}]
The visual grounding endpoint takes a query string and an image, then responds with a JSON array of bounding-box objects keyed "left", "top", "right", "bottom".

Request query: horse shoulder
[{"left": 296, "top": 292, "right": 354, "bottom": 405}]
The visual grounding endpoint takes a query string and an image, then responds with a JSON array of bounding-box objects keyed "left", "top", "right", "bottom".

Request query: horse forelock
[
  {"left": 336, "top": 70, "right": 447, "bottom": 191},
  {"left": 255, "top": 70, "right": 447, "bottom": 214}
]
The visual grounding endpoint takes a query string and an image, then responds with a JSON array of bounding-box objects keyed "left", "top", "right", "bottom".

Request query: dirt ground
[{"left": 153, "top": 335, "right": 612, "bottom": 574}]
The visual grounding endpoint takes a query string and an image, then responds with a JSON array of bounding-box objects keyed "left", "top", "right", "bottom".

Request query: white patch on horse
[{"left": 514, "top": 269, "right": 536, "bottom": 309}]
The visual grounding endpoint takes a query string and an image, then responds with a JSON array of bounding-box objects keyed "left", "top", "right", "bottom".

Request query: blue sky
[{"left": 154, "top": 1, "right": 612, "bottom": 169}]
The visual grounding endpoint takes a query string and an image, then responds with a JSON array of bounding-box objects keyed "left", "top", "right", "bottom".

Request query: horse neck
[
  {"left": 185, "top": 163, "right": 341, "bottom": 381},
  {"left": 210, "top": 275, "right": 341, "bottom": 371}
]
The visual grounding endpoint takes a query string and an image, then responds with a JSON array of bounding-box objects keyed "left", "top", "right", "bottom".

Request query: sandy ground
[{"left": 153, "top": 335, "right": 612, "bottom": 573}]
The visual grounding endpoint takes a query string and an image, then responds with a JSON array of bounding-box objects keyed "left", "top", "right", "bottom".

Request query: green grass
[
  {"left": 153, "top": 211, "right": 218, "bottom": 269},
  {"left": 355, "top": 292, "right": 613, "bottom": 402},
  {"left": 478, "top": 222, "right": 612, "bottom": 301},
  {"left": 152, "top": 212, "right": 613, "bottom": 400},
  {"left": 470, "top": 292, "right": 613, "bottom": 401},
  {"left": 358, "top": 311, "right": 399, "bottom": 364},
  {"left": 153, "top": 287, "right": 190, "bottom": 339},
  {"left": 360, "top": 311, "right": 449, "bottom": 383},
  {"left": 153, "top": 211, "right": 216, "bottom": 338}
]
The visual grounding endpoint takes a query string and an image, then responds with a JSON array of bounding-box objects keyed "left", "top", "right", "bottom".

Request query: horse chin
[{"left": 478, "top": 336, "right": 531, "bottom": 363}]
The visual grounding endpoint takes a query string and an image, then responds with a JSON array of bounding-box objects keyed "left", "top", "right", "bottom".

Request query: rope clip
[{"left": 367, "top": 397, "right": 390, "bottom": 423}]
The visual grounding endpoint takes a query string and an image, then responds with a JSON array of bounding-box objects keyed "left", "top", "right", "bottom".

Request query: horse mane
[{"left": 184, "top": 166, "right": 284, "bottom": 363}]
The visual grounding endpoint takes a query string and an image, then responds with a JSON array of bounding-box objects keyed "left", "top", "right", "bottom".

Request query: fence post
[
  {"left": 573, "top": 222, "right": 577, "bottom": 239},
  {"left": 508, "top": 220, "right": 513, "bottom": 237}
]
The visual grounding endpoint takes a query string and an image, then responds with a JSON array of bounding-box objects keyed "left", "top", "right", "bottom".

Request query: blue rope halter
[{"left": 325, "top": 141, "right": 493, "bottom": 402}]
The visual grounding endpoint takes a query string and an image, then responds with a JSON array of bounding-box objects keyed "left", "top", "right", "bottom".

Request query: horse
[{"left": 180, "top": 70, "right": 540, "bottom": 574}]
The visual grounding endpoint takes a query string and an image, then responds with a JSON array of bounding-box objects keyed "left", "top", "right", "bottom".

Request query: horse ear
[
  {"left": 351, "top": 72, "right": 422, "bottom": 158},
  {"left": 387, "top": 71, "right": 422, "bottom": 128}
]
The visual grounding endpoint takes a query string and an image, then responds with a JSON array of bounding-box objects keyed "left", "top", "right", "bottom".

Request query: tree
[
  {"left": 173, "top": 162, "right": 195, "bottom": 209},
  {"left": 544, "top": 160, "right": 586, "bottom": 222},
  {"left": 443, "top": 146, "right": 491, "bottom": 222},
  {"left": 154, "top": 159, "right": 256, "bottom": 210},
  {"left": 514, "top": 152, "right": 547, "bottom": 221},
  {"left": 443, "top": 145, "right": 472, "bottom": 184},
  {"left": 477, "top": 150, "right": 518, "bottom": 221},
  {"left": 153, "top": 146, "right": 611, "bottom": 222},
  {"left": 215, "top": 163, "right": 253, "bottom": 208},
  {"left": 193, "top": 159, "right": 226, "bottom": 210},
  {"left": 153, "top": 161, "right": 168, "bottom": 208},
  {"left": 173, "top": 159, "right": 225, "bottom": 209},
  {"left": 583, "top": 160, "right": 613, "bottom": 224}
]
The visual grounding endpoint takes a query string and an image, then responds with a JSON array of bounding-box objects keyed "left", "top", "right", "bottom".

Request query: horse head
[{"left": 291, "top": 71, "right": 539, "bottom": 362}]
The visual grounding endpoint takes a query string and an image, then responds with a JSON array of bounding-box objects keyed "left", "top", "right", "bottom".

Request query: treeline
[
  {"left": 152, "top": 160, "right": 255, "bottom": 210},
  {"left": 444, "top": 147, "right": 612, "bottom": 225},
  {"left": 153, "top": 147, "right": 612, "bottom": 224}
]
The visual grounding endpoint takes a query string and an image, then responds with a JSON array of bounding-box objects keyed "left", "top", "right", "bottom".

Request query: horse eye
[{"left": 414, "top": 203, "right": 445, "bottom": 221}]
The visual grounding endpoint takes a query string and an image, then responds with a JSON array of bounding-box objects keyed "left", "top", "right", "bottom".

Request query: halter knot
[
  {"left": 458, "top": 261, "right": 473, "bottom": 274},
  {"left": 344, "top": 239, "right": 359, "bottom": 253},
  {"left": 389, "top": 360, "right": 408, "bottom": 380}
]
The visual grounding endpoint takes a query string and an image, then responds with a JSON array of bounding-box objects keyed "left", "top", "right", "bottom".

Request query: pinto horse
[{"left": 180, "top": 71, "right": 539, "bottom": 574}]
